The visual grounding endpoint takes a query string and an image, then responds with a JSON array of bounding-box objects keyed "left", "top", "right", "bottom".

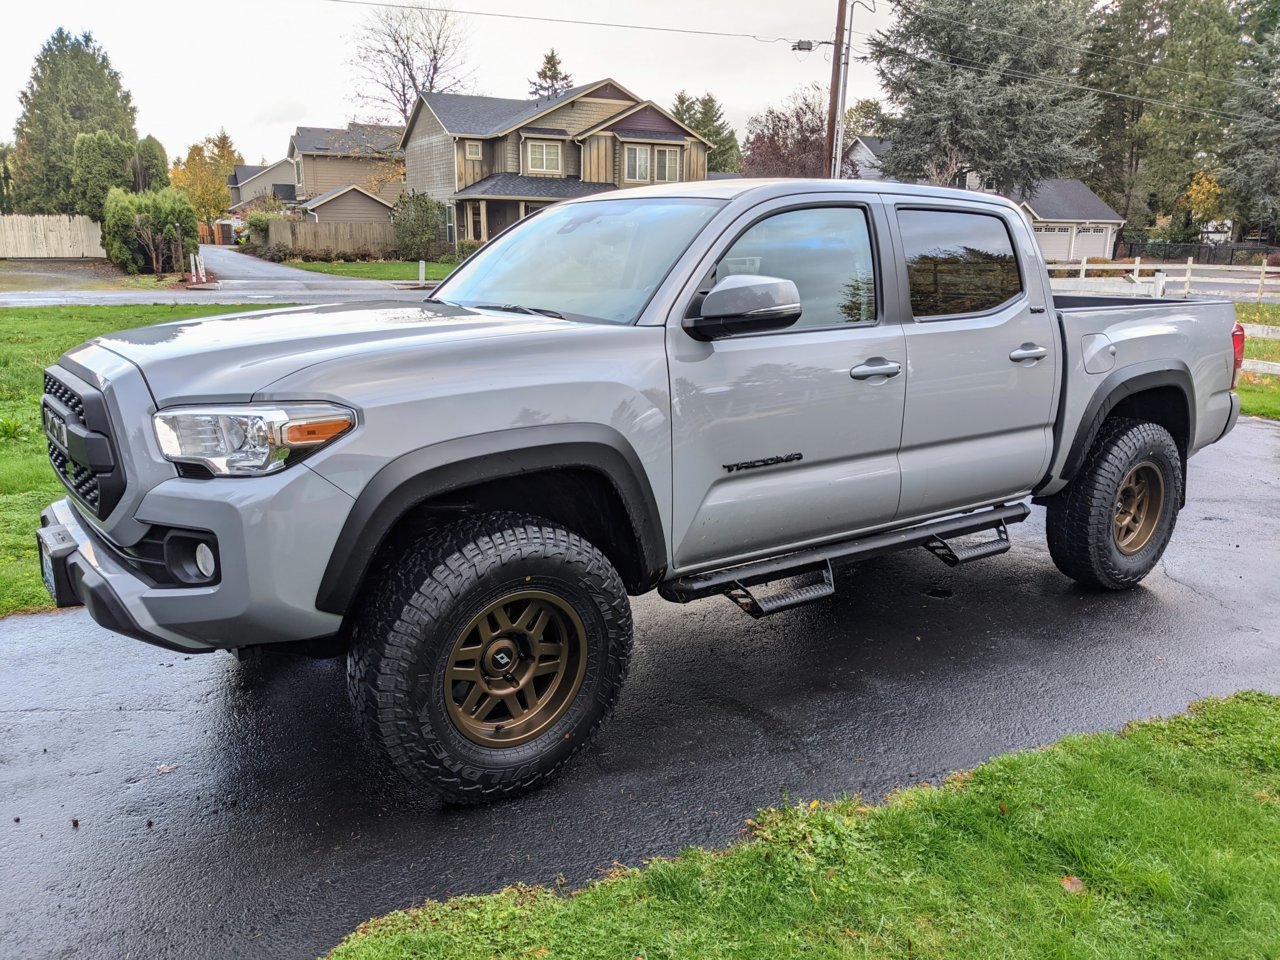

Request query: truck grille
[{"left": 42, "top": 368, "right": 124, "bottom": 518}]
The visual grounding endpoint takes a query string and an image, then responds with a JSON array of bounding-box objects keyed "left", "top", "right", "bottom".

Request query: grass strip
[
  {"left": 0, "top": 305, "right": 283, "bottom": 616},
  {"left": 329, "top": 692, "right": 1280, "bottom": 960},
  {"left": 285, "top": 260, "right": 455, "bottom": 282},
  {"left": 1237, "top": 302, "right": 1280, "bottom": 327}
]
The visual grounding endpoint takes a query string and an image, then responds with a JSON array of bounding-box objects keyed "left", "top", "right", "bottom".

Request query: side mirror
[{"left": 684, "top": 274, "right": 803, "bottom": 341}]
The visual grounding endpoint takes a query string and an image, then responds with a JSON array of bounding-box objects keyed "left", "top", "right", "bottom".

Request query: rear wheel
[
  {"left": 347, "top": 513, "right": 632, "bottom": 804},
  {"left": 1045, "top": 418, "right": 1182, "bottom": 590}
]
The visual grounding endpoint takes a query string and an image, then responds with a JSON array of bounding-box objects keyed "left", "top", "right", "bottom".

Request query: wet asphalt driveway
[{"left": 2, "top": 419, "right": 1278, "bottom": 959}]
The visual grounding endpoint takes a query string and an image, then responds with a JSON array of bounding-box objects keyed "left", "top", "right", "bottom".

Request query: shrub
[
  {"left": 102, "top": 187, "right": 199, "bottom": 275},
  {"left": 392, "top": 193, "right": 451, "bottom": 261},
  {"left": 1266, "top": 252, "right": 1280, "bottom": 268},
  {"left": 244, "top": 210, "right": 287, "bottom": 245},
  {"left": 457, "top": 239, "right": 483, "bottom": 261}
]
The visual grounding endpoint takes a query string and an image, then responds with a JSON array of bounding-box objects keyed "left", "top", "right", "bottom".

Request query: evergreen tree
[
  {"left": 1076, "top": 0, "right": 1166, "bottom": 223},
  {"left": 1221, "top": 32, "right": 1280, "bottom": 234},
  {"left": 529, "top": 49, "right": 573, "bottom": 99},
  {"left": 0, "top": 144, "right": 14, "bottom": 215},
  {"left": 70, "top": 130, "right": 133, "bottom": 220},
  {"left": 844, "top": 98, "right": 889, "bottom": 139},
  {"left": 672, "top": 90, "right": 741, "bottom": 173},
  {"left": 867, "top": 0, "right": 1097, "bottom": 194},
  {"left": 131, "top": 135, "right": 169, "bottom": 192},
  {"left": 11, "top": 29, "right": 137, "bottom": 213}
]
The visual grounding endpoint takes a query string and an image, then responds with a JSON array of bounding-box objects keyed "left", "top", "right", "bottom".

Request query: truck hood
[{"left": 69, "top": 301, "right": 576, "bottom": 405}]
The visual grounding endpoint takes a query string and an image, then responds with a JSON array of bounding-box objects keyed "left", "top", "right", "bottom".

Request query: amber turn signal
[{"left": 282, "top": 417, "right": 353, "bottom": 446}]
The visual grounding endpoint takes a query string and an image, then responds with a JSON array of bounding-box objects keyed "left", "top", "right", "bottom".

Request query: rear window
[{"left": 898, "top": 209, "right": 1023, "bottom": 318}]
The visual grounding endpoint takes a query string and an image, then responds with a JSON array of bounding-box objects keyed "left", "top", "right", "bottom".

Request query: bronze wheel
[
  {"left": 1112, "top": 461, "right": 1164, "bottom": 555},
  {"left": 444, "top": 590, "right": 588, "bottom": 748}
]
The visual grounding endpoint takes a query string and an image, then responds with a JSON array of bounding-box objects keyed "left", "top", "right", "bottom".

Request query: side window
[
  {"left": 714, "top": 206, "right": 877, "bottom": 329},
  {"left": 897, "top": 208, "right": 1023, "bottom": 318}
]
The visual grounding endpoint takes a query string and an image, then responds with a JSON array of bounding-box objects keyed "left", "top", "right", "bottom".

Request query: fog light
[{"left": 195, "top": 542, "right": 217, "bottom": 579}]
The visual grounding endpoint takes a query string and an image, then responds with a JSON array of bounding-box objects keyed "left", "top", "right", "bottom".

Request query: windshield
[{"left": 434, "top": 197, "right": 724, "bottom": 325}]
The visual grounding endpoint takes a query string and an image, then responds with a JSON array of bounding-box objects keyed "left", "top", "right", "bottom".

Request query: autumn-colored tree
[
  {"left": 741, "top": 83, "right": 829, "bottom": 178},
  {"left": 1181, "top": 171, "right": 1226, "bottom": 225},
  {"left": 170, "top": 130, "right": 243, "bottom": 226}
]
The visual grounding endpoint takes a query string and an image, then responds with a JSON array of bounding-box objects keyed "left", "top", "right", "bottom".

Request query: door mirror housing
[{"left": 684, "top": 274, "right": 803, "bottom": 341}]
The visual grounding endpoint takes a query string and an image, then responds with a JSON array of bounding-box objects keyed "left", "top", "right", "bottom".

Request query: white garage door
[
  {"left": 1032, "top": 225, "right": 1072, "bottom": 260},
  {"left": 1073, "top": 226, "right": 1110, "bottom": 260}
]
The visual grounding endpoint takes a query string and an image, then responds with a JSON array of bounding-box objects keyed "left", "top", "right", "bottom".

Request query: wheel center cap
[{"left": 483, "top": 638, "right": 520, "bottom": 677}]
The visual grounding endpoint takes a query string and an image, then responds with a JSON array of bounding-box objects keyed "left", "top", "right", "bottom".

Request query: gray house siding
[
  {"left": 405, "top": 106, "right": 456, "bottom": 201},
  {"left": 307, "top": 190, "right": 392, "bottom": 223}
]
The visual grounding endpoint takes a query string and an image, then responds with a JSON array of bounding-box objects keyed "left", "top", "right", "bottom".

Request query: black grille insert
[{"left": 42, "top": 368, "right": 124, "bottom": 518}]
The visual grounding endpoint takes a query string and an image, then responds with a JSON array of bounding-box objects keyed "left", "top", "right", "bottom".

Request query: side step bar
[{"left": 659, "top": 502, "right": 1030, "bottom": 616}]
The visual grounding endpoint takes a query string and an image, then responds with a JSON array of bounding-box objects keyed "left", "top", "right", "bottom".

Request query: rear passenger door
[{"left": 889, "top": 202, "right": 1058, "bottom": 518}]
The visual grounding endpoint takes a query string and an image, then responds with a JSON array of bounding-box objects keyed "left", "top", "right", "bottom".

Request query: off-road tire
[
  {"left": 347, "top": 513, "right": 632, "bottom": 804},
  {"left": 1045, "top": 417, "right": 1182, "bottom": 590}
]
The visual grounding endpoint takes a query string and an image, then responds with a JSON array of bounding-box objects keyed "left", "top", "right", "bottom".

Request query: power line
[
  {"left": 313, "top": 0, "right": 803, "bottom": 44},
  {"left": 885, "top": 0, "right": 1266, "bottom": 95},
  {"left": 856, "top": 38, "right": 1268, "bottom": 125}
]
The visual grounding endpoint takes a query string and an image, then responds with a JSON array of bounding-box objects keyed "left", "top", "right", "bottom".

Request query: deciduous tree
[
  {"left": 741, "top": 83, "right": 828, "bottom": 178},
  {"left": 672, "top": 91, "right": 741, "bottom": 173},
  {"left": 170, "top": 131, "right": 243, "bottom": 227},
  {"left": 11, "top": 29, "right": 137, "bottom": 214},
  {"left": 351, "top": 3, "right": 472, "bottom": 122},
  {"left": 866, "top": 0, "right": 1096, "bottom": 194},
  {"left": 529, "top": 49, "right": 573, "bottom": 99},
  {"left": 844, "top": 98, "right": 889, "bottom": 139}
]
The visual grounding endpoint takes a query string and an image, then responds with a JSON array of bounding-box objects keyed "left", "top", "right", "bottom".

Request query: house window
[
  {"left": 527, "top": 141, "right": 561, "bottom": 173},
  {"left": 654, "top": 147, "right": 680, "bottom": 182},
  {"left": 446, "top": 205, "right": 456, "bottom": 244},
  {"left": 468, "top": 203, "right": 482, "bottom": 242},
  {"left": 465, "top": 141, "right": 482, "bottom": 160},
  {"left": 625, "top": 145, "right": 650, "bottom": 182}
]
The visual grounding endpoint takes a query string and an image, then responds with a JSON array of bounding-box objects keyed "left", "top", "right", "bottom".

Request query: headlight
[{"left": 153, "top": 403, "right": 355, "bottom": 476}]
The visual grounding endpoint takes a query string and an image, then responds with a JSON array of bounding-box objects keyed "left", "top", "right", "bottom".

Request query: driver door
[{"left": 666, "top": 195, "right": 907, "bottom": 572}]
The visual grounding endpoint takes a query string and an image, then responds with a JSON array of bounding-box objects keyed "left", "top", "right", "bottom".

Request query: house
[
  {"left": 1010, "top": 179, "right": 1124, "bottom": 260},
  {"left": 227, "top": 160, "right": 295, "bottom": 212},
  {"left": 848, "top": 136, "right": 890, "bottom": 180},
  {"left": 400, "top": 78, "right": 714, "bottom": 243},
  {"left": 287, "top": 123, "right": 405, "bottom": 207},
  {"left": 300, "top": 184, "right": 394, "bottom": 223}
]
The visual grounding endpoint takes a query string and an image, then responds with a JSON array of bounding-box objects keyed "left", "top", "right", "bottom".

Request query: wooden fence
[
  {"left": 1047, "top": 257, "right": 1280, "bottom": 302},
  {"left": 266, "top": 220, "right": 397, "bottom": 255},
  {"left": 0, "top": 215, "right": 105, "bottom": 258}
]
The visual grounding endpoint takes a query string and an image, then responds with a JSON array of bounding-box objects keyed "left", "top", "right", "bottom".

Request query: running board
[{"left": 659, "top": 502, "right": 1030, "bottom": 615}]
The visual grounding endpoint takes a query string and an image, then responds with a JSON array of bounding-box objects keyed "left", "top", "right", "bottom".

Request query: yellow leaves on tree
[
  {"left": 170, "top": 129, "right": 243, "bottom": 226},
  {"left": 1181, "top": 170, "right": 1227, "bottom": 225}
]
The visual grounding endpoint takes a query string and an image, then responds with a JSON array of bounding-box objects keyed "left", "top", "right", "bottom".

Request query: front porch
[{"left": 456, "top": 199, "right": 552, "bottom": 244}]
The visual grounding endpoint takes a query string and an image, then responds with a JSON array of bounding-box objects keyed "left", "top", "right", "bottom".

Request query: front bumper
[{"left": 38, "top": 465, "right": 356, "bottom": 653}]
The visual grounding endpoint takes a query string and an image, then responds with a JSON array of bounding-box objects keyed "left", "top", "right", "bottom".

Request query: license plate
[{"left": 40, "top": 536, "right": 55, "bottom": 597}]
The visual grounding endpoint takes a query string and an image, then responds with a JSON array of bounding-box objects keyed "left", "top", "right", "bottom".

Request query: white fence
[
  {"left": 1047, "top": 257, "right": 1280, "bottom": 302},
  {"left": 0, "top": 215, "right": 106, "bottom": 258}
]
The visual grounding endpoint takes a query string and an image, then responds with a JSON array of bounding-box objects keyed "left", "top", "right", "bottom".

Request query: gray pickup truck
[{"left": 38, "top": 179, "right": 1243, "bottom": 802}]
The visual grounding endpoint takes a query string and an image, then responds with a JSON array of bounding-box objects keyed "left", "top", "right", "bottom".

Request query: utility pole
[{"left": 824, "top": 0, "right": 850, "bottom": 178}]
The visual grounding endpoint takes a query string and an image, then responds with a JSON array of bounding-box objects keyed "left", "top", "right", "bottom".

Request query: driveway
[
  {"left": 197, "top": 245, "right": 378, "bottom": 284},
  {"left": 2, "top": 419, "right": 1278, "bottom": 960}
]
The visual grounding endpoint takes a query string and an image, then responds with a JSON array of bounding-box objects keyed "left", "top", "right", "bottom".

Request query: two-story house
[
  {"left": 286, "top": 123, "right": 406, "bottom": 208},
  {"left": 227, "top": 160, "right": 296, "bottom": 213},
  {"left": 400, "top": 78, "right": 714, "bottom": 243}
]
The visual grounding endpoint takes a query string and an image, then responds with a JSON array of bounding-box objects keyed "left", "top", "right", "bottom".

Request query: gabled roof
[
  {"left": 228, "top": 164, "right": 266, "bottom": 186},
  {"left": 404, "top": 78, "right": 641, "bottom": 146},
  {"left": 272, "top": 183, "right": 296, "bottom": 201},
  {"left": 1012, "top": 178, "right": 1123, "bottom": 223},
  {"left": 291, "top": 123, "right": 403, "bottom": 157},
  {"left": 452, "top": 172, "right": 616, "bottom": 201},
  {"left": 301, "top": 183, "right": 395, "bottom": 211},
  {"left": 575, "top": 101, "right": 714, "bottom": 147},
  {"left": 854, "top": 136, "right": 892, "bottom": 159},
  {"left": 613, "top": 129, "right": 687, "bottom": 142}
]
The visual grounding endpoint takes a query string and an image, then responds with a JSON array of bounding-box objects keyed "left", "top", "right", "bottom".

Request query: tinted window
[
  {"left": 716, "top": 206, "right": 876, "bottom": 329},
  {"left": 898, "top": 209, "right": 1022, "bottom": 318}
]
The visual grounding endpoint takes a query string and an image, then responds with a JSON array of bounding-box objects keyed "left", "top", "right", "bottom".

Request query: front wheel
[
  {"left": 1045, "top": 418, "right": 1182, "bottom": 590},
  {"left": 347, "top": 513, "right": 632, "bottom": 804}
]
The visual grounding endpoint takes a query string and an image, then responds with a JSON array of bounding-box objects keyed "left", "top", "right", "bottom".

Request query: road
[
  {"left": 0, "top": 246, "right": 433, "bottom": 308},
  {"left": 2, "top": 419, "right": 1278, "bottom": 960}
]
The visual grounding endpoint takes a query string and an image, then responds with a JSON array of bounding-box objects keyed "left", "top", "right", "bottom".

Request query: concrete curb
[
  {"left": 1243, "top": 359, "right": 1280, "bottom": 375},
  {"left": 1243, "top": 323, "right": 1280, "bottom": 340}
]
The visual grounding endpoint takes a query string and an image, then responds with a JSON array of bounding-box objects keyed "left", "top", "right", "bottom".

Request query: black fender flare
[
  {"left": 1055, "top": 360, "right": 1194, "bottom": 487},
  {"left": 314, "top": 423, "right": 666, "bottom": 616}
]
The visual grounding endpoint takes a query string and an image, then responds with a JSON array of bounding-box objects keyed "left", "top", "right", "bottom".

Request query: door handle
[
  {"left": 1009, "top": 343, "right": 1048, "bottom": 363},
  {"left": 849, "top": 358, "right": 902, "bottom": 381}
]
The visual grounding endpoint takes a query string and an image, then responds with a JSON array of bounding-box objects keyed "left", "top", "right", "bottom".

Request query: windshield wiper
[
  {"left": 473, "top": 303, "right": 565, "bottom": 319},
  {"left": 423, "top": 296, "right": 457, "bottom": 306}
]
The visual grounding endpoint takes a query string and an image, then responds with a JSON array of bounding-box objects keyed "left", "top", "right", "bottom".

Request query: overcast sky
[{"left": 2, "top": 0, "right": 891, "bottom": 163}]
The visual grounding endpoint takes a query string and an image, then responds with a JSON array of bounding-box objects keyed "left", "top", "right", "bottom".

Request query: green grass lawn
[
  {"left": 329, "top": 691, "right": 1280, "bottom": 960},
  {"left": 1238, "top": 373, "right": 1280, "bottom": 420},
  {"left": 1237, "top": 302, "right": 1280, "bottom": 326},
  {"left": 0, "top": 305, "right": 278, "bottom": 617},
  {"left": 1245, "top": 336, "right": 1280, "bottom": 365},
  {"left": 286, "top": 260, "right": 455, "bottom": 282}
]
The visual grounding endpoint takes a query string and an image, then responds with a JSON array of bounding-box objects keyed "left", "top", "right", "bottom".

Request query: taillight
[{"left": 1232, "top": 322, "right": 1245, "bottom": 388}]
